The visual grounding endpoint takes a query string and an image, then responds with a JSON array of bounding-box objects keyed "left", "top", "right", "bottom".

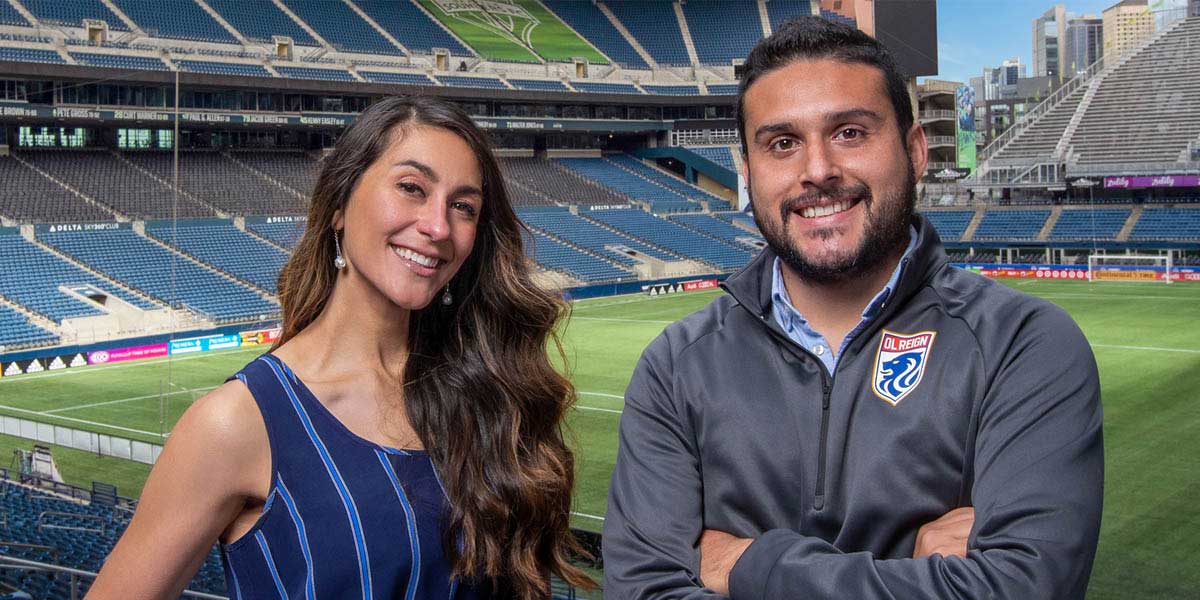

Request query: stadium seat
[
  {"left": 604, "top": 0, "right": 691, "bottom": 66},
  {"left": 586, "top": 208, "right": 753, "bottom": 270},
  {"left": 38, "top": 227, "right": 280, "bottom": 323}
]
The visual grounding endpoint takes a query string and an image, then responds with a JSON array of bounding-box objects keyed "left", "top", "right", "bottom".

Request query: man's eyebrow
[
  {"left": 827, "top": 108, "right": 885, "bottom": 124},
  {"left": 752, "top": 122, "right": 794, "bottom": 143},
  {"left": 395, "top": 159, "right": 439, "bottom": 182}
]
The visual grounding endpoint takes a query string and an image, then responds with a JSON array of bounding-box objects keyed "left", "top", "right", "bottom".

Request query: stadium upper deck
[{"left": 0, "top": 0, "right": 832, "bottom": 92}]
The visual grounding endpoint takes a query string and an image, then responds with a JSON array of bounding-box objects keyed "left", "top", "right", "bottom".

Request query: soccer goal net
[{"left": 1086, "top": 254, "right": 1173, "bottom": 283}]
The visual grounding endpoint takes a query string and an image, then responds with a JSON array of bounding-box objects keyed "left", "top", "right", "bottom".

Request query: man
[{"left": 602, "top": 17, "right": 1103, "bottom": 599}]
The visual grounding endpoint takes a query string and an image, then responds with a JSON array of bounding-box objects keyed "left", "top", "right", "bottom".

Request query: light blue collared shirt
[{"left": 771, "top": 227, "right": 919, "bottom": 375}]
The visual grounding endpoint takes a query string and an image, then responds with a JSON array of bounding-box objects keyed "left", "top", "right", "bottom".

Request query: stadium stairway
[
  {"left": 1116, "top": 207, "right": 1143, "bottom": 242},
  {"left": 1036, "top": 207, "right": 1062, "bottom": 241},
  {"left": 137, "top": 225, "right": 279, "bottom": 298},
  {"left": 594, "top": 1, "right": 658, "bottom": 69},
  {"left": 670, "top": 2, "right": 701, "bottom": 67},
  {"left": 960, "top": 208, "right": 986, "bottom": 242}
]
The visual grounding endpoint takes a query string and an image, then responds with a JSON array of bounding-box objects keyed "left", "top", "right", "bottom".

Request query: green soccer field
[
  {"left": 416, "top": 0, "right": 607, "bottom": 64},
  {"left": 1, "top": 279, "right": 1197, "bottom": 598}
]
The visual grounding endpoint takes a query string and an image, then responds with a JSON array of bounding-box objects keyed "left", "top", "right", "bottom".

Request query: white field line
[
  {"left": 1037, "top": 292, "right": 1195, "bottom": 301},
  {"left": 571, "top": 316, "right": 674, "bottom": 325},
  {"left": 576, "top": 405, "right": 622, "bottom": 415},
  {"left": 0, "top": 346, "right": 262, "bottom": 383},
  {"left": 579, "top": 391, "right": 623, "bottom": 399},
  {"left": 0, "top": 403, "right": 164, "bottom": 438},
  {"left": 1091, "top": 343, "right": 1200, "bottom": 354},
  {"left": 571, "top": 511, "right": 605, "bottom": 521},
  {"left": 43, "top": 386, "right": 219, "bottom": 414}
]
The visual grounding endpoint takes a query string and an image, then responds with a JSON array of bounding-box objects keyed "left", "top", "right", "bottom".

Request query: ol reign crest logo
[{"left": 872, "top": 330, "right": 936, "bottom": 406}]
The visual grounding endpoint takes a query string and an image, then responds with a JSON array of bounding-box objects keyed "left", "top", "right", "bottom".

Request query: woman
[{"left": 90, "top": 96, "right": 591, "bottom": 598}]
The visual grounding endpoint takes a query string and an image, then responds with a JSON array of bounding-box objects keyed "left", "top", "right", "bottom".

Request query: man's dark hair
[{"left": 737, "top": 16, "right": 914, "bottom": 155}]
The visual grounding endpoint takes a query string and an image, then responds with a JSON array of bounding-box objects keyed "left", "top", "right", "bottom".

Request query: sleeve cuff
[{"left": 728, "top": 529, "right": 804, "bottom": 600}]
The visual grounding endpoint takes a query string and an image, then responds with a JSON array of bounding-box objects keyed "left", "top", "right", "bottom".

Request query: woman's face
[{"left": 333, "top": 124, "right": 483, "bottom": 312}]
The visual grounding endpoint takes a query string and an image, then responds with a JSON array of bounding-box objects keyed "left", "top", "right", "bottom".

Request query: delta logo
[{"left": 871, "top": 330, "right": 936, "bottom": 406}]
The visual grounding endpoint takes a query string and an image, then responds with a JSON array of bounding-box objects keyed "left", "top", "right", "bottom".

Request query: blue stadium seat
[
  {"left": 204, "top": 0, "right": 317, "bottom": 45},
  {"left": 509, "top": 79, "right": 570, "bottom": 92},
  {"left": 819, "top": 9, "right": 856, "bottom": 28},
  {"left": 69, "top": 52, "right": 168, "bottom": 71},
  {"left": 541, "top": 0, "right": 648, "bottom": 69},
  {"left": 688, "top": 146, "right": 737, "bottom": 172},
  {"left": 671, "top": 212, "right": 763, "bottom": 252},
  {"left": 1049, "top": 208, "right": 1130, "bottom": 240},
  {"left": 706, "top": 83, "right": 739, "bottom": 95},
  {"left": 919, "top": 210, "right": 974, "bottom": 242},
  {"left": 274, "top": 65, "right": 357, "bottom": 82},
  {"left": 1129, "top": 208, "right": 1200, "bottom": 240},
  {"left": 175, "top": 60, "right": 271, "bottom": 77},
  {"left": 110, "top": 0, "right": 238, "bottom": 44},
  {"left": 640, "top": 84, "right": 700, "bottom": 96},
  {"left": 0, "top": 305, "right": 58, "bottom": 349},
  {"left": 606, "top": 155, "right": 730, "bottom": 210},
  {"left": 0, "top": 47, "right": 64, "bottom": 65},
  {"left": 435, "top": 75, "right": 507, "bottom": 89},
  {"left": 39, "top": 227, "right": 279, "bottom": 323},
  {"left": 586, "top": 208, "right": 753, "bottom": 270},
  {"left": 280, "top": 0, "right": 402, "bottom": 55},
  {"left": 21, "top": 0, "right": 129, "bottom": 31},
  {"left": 0, "top": 1, "right": 30, "bottom": 26},
  {"left": 354, "top": 0, "right": 472, "bottom": 56},
  {"left": 570, "top": 81, "right": 642, "bottom": 94},
  {"left": 524, "top": 229, "right": 633, "bottom": 283},
  {"left": 247, "top": 220, "right": 305, "bottom": 249},
  {"left": 972, "top": 209, "right": 1051, "bottom": 240},
  {"left": 145, "top": 221, "right": 288, "bottom": 294},
  {"left": 0, "top": 479, "right": 226, "bottom": 596},
  {"left": 555, "top": 157, "right": 701, "bottom": 214},
  {"left": 519, "top": 207, "right": 677, "bottom": 266},
  {"left": 682, "top": 0, "right": 762, "bottom": 65},
  {"left": 766, "top": 0, "right": 813, "bottom": 33},
  {"left": 0, "top": 233, "right": 158, "bottom": 323},
  {"left": 359, "top": 70, "right": 436, "bottom": 86},
  {"left": 604, "top": 0, "right": 691, "bottom": 66}
]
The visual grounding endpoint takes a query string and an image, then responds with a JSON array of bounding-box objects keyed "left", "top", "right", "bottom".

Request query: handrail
[{"left": 0, "top": 555, "right": 227, "bottom": 599}]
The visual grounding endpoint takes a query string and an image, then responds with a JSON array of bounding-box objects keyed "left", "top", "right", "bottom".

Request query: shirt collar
[{"left": 771, "top": 225, "right": 919, "bottom": 327}]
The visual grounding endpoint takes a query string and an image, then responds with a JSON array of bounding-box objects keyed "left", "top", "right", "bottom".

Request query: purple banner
[
  {"left": 87, "top": 343, "right": 168, "bottom": 365},
  {"left": 1103, "top": 175, "right": 1200, "bottom": 189}
]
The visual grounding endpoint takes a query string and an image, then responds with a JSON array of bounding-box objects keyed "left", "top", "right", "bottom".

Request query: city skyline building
[
  {"left": 1032, "top": 4, "right": 1068, "bottom": 81},
  {"left": 1103, "top": 0, "right": 1154, "bottom": 58},
  {"left": 1065, "top": 16, "right": 1104, "bottom": 74}
]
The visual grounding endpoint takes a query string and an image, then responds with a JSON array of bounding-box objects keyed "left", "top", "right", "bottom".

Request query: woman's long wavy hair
[{"left": 275, "top": 96, "right": 591, "bottom": 597}]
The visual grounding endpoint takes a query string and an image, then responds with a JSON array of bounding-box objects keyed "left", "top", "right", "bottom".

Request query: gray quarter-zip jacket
[{"left": 602, "top": 215, "right": 1103, "bottom": 599}]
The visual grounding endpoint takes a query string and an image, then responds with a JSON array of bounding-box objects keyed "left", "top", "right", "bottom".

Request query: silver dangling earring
[
  {"left": 332, "top": 230, "right": 347, "bottom": 270},
  {"left": 441, "top": 285, "right": 453, "bottom": 306}
]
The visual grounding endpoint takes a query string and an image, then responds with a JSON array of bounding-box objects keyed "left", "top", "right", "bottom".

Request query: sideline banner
[
  {"left": 88, "top": 343, "right": 168, "bottom": 365},
  {"left": 966, "top": 264, "right": 1200, "bottom": 282},
  {"left": 169, "top": 334, "right": 241, "bottom": 355},
  {"left": 644, "top": 278, "right": 719, "bottom": 296},
  {"left": 240, "top": 327, "right": 281, "bottom": 347}
]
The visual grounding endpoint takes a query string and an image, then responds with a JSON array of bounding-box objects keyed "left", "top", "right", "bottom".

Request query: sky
[{"left": 929, "top": 0, "right": 1132, "bottom": 85}]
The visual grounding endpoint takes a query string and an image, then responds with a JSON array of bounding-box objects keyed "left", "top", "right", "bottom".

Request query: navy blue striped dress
[{"left": 220, "top": 353, "right": 497, "bottom": 599}]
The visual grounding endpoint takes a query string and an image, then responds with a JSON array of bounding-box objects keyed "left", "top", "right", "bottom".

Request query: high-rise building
[
  {"left": 1032, "top": 5, "right": 1068, "bottom": 81},
  {"left": 980, "top": 58, "right": 1025, "bottom": 101},
  {"left": 1065, "top": 16, "right": 1103, "bottom": 75},
  {"left": 1149, "top": 0, "right": 1188, "bottom": 30},
  {"left": 1103, "top": 0, "right": 1154, "bottom": 59},
  {"left": 1191, "top": 0, "right": 1200, "bottom": 17}
]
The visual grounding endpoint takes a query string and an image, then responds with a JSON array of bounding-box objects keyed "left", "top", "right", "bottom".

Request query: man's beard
[{"left": 751, "top": 169, "right": 916, "bottom": 285}]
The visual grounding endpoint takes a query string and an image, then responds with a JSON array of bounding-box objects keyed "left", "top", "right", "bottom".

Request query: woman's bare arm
[{"left": 87, "top": 379, "right": 269, "bottom": 599}]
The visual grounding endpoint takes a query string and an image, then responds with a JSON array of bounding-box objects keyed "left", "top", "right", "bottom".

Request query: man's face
[{"left": 741, "top": 58, "right": 927, "bottom": 284}]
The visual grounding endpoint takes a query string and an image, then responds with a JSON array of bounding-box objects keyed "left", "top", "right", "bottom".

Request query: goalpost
[{"left": 1086, "top": 254, "right": 1174, "bottom": 284}]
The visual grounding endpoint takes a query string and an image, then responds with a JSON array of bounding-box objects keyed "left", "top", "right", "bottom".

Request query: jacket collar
[{"left": 721, "top": 212, "right": 949, "bottom": 322}]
